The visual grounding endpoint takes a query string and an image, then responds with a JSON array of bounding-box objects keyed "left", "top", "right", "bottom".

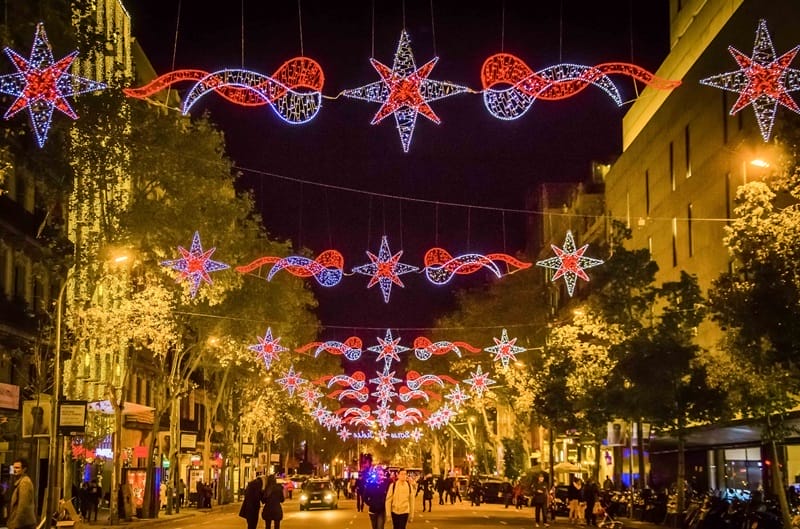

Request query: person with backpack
[
  {"left": 385, "top": 469, "right": 415, "bottom": 529},
  {"left": 363, "top": 470, "right": 390, "bottom": 529}
]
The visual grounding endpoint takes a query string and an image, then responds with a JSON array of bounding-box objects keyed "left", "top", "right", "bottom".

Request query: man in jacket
[
  {"left": 7, "top": 458, "right": 36, "bottom": 529},
  {"left": 385, "top": 469, "right": 414, "bottom": 529},
  {"left": 531, "top": 474, "right": 549, "bottom": 528}
]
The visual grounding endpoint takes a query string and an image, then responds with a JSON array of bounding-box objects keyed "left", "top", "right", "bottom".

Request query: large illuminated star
[
  {"left": 367, "top": 329, "right": 410, "bottom": 368},
  {"left": 352, "top": 237, "right": 419, "bottom": 303},
  {"left": 0, "top": 23, "right": 106, "bottom": 147},
  {"left": 701, "top": 19, "right": 800, "bottom": 141},
  {"left": 484, "top": 328, "right": 527, "bottom": 368},
  {"left": 276, "top": 365, "right": 307, "bottom": 397},
  {"left": 248, "top": 327, "right": 287, "bottom": 370},
  {"left": 343, "top": 30, "right": 468, "bottom": 152},
  {"left": 536, "top": 230, "right": 603, "bottom": 297},
  {"left": 161, "top": 231, "right": 230, "bottom": 298},
  {"left": 463, "top": 365, "right": 496, "bottom": 398}
]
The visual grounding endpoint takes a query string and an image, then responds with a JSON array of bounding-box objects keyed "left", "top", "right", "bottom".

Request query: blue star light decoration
[
  {"left": 0, "top": 23, "right": 106, "bottom": 147},
  {"left": 343, "top": 30, "right": 468, "bottom": 152},
  {"left": 700, "top": 19, "right": 800, "bottom": 141},
  {"left": 161, "top": 231, "right": 230, "bottom": 298},
  {"left": 248, "top": 327, "right": 287, "bottom": 370},
  {"left": 352, "top": 236, "right": 419, "bottom": 303},
  {"left": 536, "top": 231, "right": 603, "bottom": 297},
  {"left": 484, "top": 328, "right": 527, "bottom": 368}
]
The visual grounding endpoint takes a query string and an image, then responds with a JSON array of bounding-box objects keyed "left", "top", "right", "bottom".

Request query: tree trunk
[
  {"left": 676, "top": 432, "right": 685, "bottom": 519},
  {"left": 109, "top": 401, "right": 124, "bottom": 523},
  {"left": 766, "top": 415, "right": 793, "bottom": 529},
  {"left": 637, "top": 420, "right": 646, "bottom": 488}
]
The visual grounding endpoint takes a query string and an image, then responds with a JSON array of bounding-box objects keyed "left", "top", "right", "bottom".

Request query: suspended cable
[
  {"left": 402, "top": 0, "right": 406, "bottom": 29},
  {"left": 558, "top": 0, "right": 563, "bottom": 63},
  {"left": 166, "top": 0, "right": 182, "bottom": 105},
  {"left": 241, "top": 0, "right": 245, "bottom": 67},
  {"left": 430, "top": 0, "right": 437, "bottom": 56},
  {"left": 371, "top": 0, "right": 376, "bottom": 58},
  {"left": 629, "top": 0, "right": 641, "bottom": 98},
  {"left": 500, "top": 1, "right": 505, "bottom": 53},
  {"left": 298, "top": 0, "right": 305, "bottom": 56}
]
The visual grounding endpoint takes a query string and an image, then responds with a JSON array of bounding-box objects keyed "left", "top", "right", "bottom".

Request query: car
[
  {"left": 290, "top": 474, "right": 311, "bottom": 489},
  {"left": 299, "top": 479, "right": 338, "bottom": 510},
  {"left": 481, "top": 478, "right": 511, "bottom": 503}
]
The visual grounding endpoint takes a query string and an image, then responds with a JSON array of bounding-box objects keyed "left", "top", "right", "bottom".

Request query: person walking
[
  {"left": 531, "top": 474, "right": 549, "bottom": 528},
  {"left": 436, "top": 476, "right": 446, "bottom": 505},
  {"left": 583, "top": 478, "right": 598, "bottom": 527},
  {"left": 177, "top": 478, "right": 186, "bottom": 508},
  {"left": 239, "top": 473, "right": 266, "bottom": 529},
  {"left": 364, "top": 472, "right": 390, "bottom": 529},
  {"left": 7, "top": 458, "right": 36, "bottom": 529},
  {"left": 87, "top": 479, "right": 101, "bottom": 521},
  {"left": 261, "top": 474, "right": 284, "bottom": 529},
  {"left": 385, "top": 469, "right": 414, "bottom": 529},
  {"left": 567, "top": 477, "right": 583, "bottom": 525}
]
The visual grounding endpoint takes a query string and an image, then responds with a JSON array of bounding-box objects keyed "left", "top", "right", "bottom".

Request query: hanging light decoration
[
  {"left": 248, "top": 327, "right": 287, "bottom": 370},
  {"left": 535, "top": 230, "right": 603, "bottom": 297},
  {"left": 484, "top": 328, "right": 527, "bottom": 368},
  {"left": 423, "top": 248, "right": 532, "bottom": 285},
  {"left": 161, "top": 232, "right": 230, "bottom": 298},
  {"left": 352, "top": 237, "right": 419, "bottom": 303}
]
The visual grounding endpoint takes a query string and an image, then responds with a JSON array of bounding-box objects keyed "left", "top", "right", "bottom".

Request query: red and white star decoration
[
  {"left": 536, "top": 230, "right": 604, "bottom": 297},
  {"left": 276, "top": 365, "right": 307, "bottom": 397},
  {"left": 343, "top": 30, "right": 468, "bottom": 152},
  {"left": 352, "top": 237, "right": 419, "bottom": 303},
  {"left": 248, "top": 327, "right": 287, "bottom": 370},
  {"left": 161, "top": 231, "right": 230, "bottom": 298},
  {"left": 368, "top": 329, "right": 410, "bottom": 368},
  {"left": 484, "top": 328, "right": 527, "bottom": 368},
  {"left": 463, "top": 365, "right": 496, "bottom": 398},
  {"left": 444, "top": 384, "right": 471, "bottom": 410},
  {"left": 701, "top": 19, "right": 800, "bottom": 141},
  {"left": 0, "top": 23, "right": 106, "bottom": 147}
]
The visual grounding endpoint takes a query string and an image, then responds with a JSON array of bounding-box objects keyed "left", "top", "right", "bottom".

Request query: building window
[
  {"left": 13, "top": 261, "right": 26, "bottom": 302},
  {"left": 0, "top": 247, "right": 6, "bottom": 296},
  {"left": 722, "top": 92, "right": 729, "bottom": 144},
  {"left": 685, "top": 125, "right": 691, "bottom": 178},
  {"left": 33, "top": 279, "right": 44, "bottom": 314},
  {"left": 645, "top": 170, "right": 650, "bottom": 215},
  {"left": 672, "top": 217, "right": 678, "bottom": 267},
  {"left": 688, "top": 203, "right": 694, "bottom": 257},
  {"left": 669, "top": 141, "right": 675, "bottom": 191}
]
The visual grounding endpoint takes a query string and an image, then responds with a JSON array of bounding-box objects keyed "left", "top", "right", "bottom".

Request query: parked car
[
  {"left": 481, "top": 478, "right": 511, "bottom": 503},
  {"left": 299, "top": 479, "right": 338, "bottom": 510}
]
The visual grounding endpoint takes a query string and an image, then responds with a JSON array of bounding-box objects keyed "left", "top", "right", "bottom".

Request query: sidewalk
[{"left": 81, "top": 501, "right": 240, "bottom": 529}]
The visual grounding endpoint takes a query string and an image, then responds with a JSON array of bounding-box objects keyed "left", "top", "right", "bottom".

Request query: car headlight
[
  {"left": 300, "top": 494, "right": 308, "bottom": 502},
  {"left": 324, "top": 493, "right": 333, "bottom": 501}
]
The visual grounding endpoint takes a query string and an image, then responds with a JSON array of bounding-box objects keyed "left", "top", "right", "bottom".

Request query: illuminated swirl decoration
[
  {"left": 123, "top": 56, "right": 325, "bottom": 125},
  {"left": 296, "top": 336, "right": 363, "bottom": 361},
  {"left": 0, "top": 23, "right": 106, "bottom": 147},
  {"left": 161, "top": 231, "right": 230, "bottom": 298},
  {"left": 536, "top": 230, "right": 604, "bottom": 297},
  {"left": 343, "top": 30, "right": 468, "bottom": 152},
  {"left": 481, "top": 53, "right": 681, "bottom": 121},
  {"left": 412, "top": 337, "right": 481, "bottom": 360},
  {"left": 235, "top": 250, "right": 344, "bottom": 287},
  {"left": 423, "top": 247, "right": 532, "bottom": 285},
  {"left": 700, "top": 19, "right": 800, "bottom": 141}
]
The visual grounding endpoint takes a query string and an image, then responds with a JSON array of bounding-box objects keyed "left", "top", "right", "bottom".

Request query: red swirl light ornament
[
  {"left": 412, "top": 337, "right": 481, "bottom": 360},
  {"left": 481, "top": 53, "right": 681, "bottom": 120},
  {"left": 235, "top": 250, "right": 344, "bottom": 287},
  {"left": 295, "top": 336, "right": 363, "bottom": 361},
  {"left": 423, "top": 248, "right": 532, "bottom": 285},
  {"left": 123, "top": 57, "right": 325, "bottom": 125}
]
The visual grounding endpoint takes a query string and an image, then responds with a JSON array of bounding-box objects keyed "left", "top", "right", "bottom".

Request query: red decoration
[
  {"left": 352, "top": 237, "right": 419, "bottom": 303},
  {"left": 161, "top": 231, "right": 230, "bottom": 298},
  {"left": 535, "top": 230, "right": 604, "bottom": 297},
  {"left": 235, "top": 249, "right": 344, "bottom": 287},
  {"left": 423, "top": 248, "right": 532, "bottom": 285},
  {"left": 295, "top": 336, "right": 363, "bottom": 361},
  {"left": 412, "top": 337, "right": 481, "bottom": 360}
]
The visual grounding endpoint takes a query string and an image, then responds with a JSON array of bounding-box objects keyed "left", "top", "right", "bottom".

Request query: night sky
[{"left": 125, "top": 1, "right": 671, "bottom": 334}]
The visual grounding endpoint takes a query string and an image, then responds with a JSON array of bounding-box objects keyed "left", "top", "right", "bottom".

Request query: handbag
[{"left": 593, "top": 502, "right": 604, "bottom": 515}]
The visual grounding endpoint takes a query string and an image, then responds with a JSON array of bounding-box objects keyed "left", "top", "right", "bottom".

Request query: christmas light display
[
  {"left": 410, "top": 428, "right": 424, "bottom": 442},
  {"left": 296, "top": 336, "right": 363, "bottom": 361},
  {"left": 123, "top": 57, "right": 325, "bottom": 124},
  {"left": 535, "top": 230, "right": 604, "bottom": 297},
  {"left": 423, "top": 247, "right": 532, "bottom": 285},
  {"left": 393, "top": 406, "right": 424, "bottom": 426},
  {"left": 463, "top": 365, "right": 496, "bottom": 397},
  {"left": 484, "top": 328, "right": 526, "bottom": 368},
  {"left": 480, "top": 53, "right": 681, "bottom": 120},
  {"left": 444, "top": 384, "right": 471, "bottom": 410},
  {"left": 326, "top": 372, "right": 367, "bottom": 390},
  {"left": 352, "top": 237, "right": 419, "bottom": 303},
  {"left": 235, "top": 249, "right": 344, "bottom": 287},
  {"left": 299, "top": 387, "right": 324, "bottom": 408},
  {"left": 412, "top": 336, "right": 481, "bottom": 360},
  {"left": 161, "top": 232, "right": 230, "bottom": 298},
  {"left": 248, "top": 327, "right": 287, "bottom": 370},
  {"left": 405, "top": 371, "right": 457, "bottom": 390},
  {"left": 275, "top": 365, "right": 307, "bottom": 397},
  {"left": 367, "top": 329, "right": 411, "bottom": 366},
  {"left": 0, "top": 23, "right": 106, "bottom": 147},
  {"left": 343, "top": 30, "right": 468, "bottom": 152},
  {"left": 700, "top": 19, "right": 800, "bottom": 141},
  {"left": 397, "top": 386, "right": 430, "bottom": 402},
  {"left": 337, "top": 428, "right": 352, "bottom": 441}
]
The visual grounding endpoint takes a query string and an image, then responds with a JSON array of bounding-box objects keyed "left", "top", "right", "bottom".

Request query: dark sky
[{"left": 125, "top": 1, "right": 671, "bottom": 333}]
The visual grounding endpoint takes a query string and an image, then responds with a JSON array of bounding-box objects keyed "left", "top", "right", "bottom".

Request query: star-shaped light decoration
[
  {"left": 484, "top": 328, "right": 527, "bottom": 368},
  {"left": 275, "top": 365, "right": 307, "bottom": 397},
  {"left": 700, "top": 19, "right": 800, "bottom": 141},
  {"left": 299, "top": 386, "right": 324, "bottom": 408},
  {"left": 248, "top": 327, "right": 287, "bottom": 370},
  {"left": 337, "top": 428, "right": 352, "bottom": 441},
  {"left": 161, "top": 231, "right": 230, "bottom": 298},
  {"left": 0, "top": 23, "right": 106, "bottom": 147},
  {"left": 367, "top": 329, "right": 410, "bottom": 368},
  {"left": 536, "top": 230, "right": 603, "bottom": 297},
  {"left": 375, "top": 429, "right": 389, "bottom": 444},
  {"left": 343, "top": 30, "right": 468, "bottom": 152},
  {"left": 444, "top": 384, "right": 471, "bottom": 410},
  {"left": 352, "top": 237, "right": 419, "bottom": 303},
  {"left": 410, "top": 428, "right": 424, "bottom": 442},
  {"left": 463, "top": 365, "right": 496, "bottom": 398}
]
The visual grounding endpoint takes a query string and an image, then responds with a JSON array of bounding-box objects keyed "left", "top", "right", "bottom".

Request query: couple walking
[{"left": 239, "top": 474, "right": 284, "bottom": 529}]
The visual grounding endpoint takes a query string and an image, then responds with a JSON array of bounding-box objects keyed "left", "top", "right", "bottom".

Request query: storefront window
[{"left": 723, "top": 448, "right": 762, "bottom": 491}]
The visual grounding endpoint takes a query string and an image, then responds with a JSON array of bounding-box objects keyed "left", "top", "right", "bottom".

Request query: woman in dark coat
[
  {"left": 261, "top": 475, "right": 284, "bottom": 529},
  {"left": 239, "top": 474, "right": 266, "bottom": 529}
]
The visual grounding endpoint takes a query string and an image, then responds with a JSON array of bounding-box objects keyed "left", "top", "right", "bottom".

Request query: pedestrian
[
  {"left": 451, "top": 478, "right": 462, "bottom": 504},
  {"left": 531, "top": 474, "right": 549, "bottom": 528},
  {"left": 385, "top": 469, "right": 414, "bottom": 529},
  {"left": 417, "top": 474, "right": 433, "bottom": 513},
  {"left": 364, "top": 472, "right": 390, "bottom": 529},
  {"left": 239, "top": 473, "right": 266, "bottom": 529},
  {"left": 177, "top": 479, "right": 186, "bottom": 508},
  {"left": 356, "top": 474, "right": 366, "bottom": 512},
  {"left": 261, "top": 474, "right": 284, "bottom": 529},
  {"left": 7, "top": 458, "right": 36, "bottom": 529},
  {"left": 285, "top": 479, "right": 294, "bottom": 500},
  {"left": 436, "top": 476, "right": 445, "bottom": 505},
  {"left": 87, "top": 479, "right": 101, "bottom": 521},
  {"left": 583, "top": 478, "right": 598, "bottom": 527},
  {"left": 469, "top": 478, "right": 482, "bottom": 506},
  {"left": 568, "top": 477, "right": 583, "bottom": 525},
  {"left": 79, "top": 481, "right": 90, "bottom": 520}
]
